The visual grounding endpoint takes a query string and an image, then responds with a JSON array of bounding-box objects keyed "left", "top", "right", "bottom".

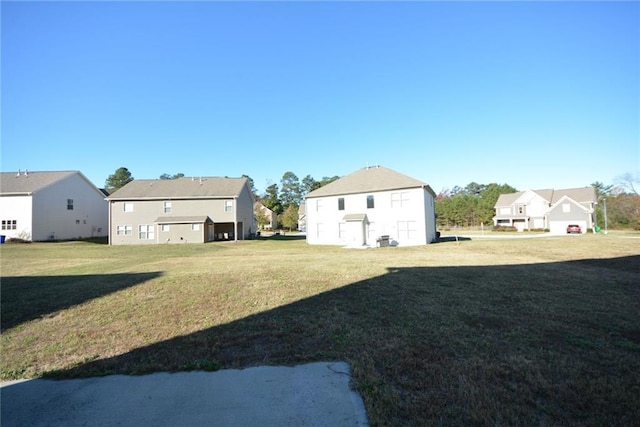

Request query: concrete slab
[{"left": 1, "top": 361, "right": 368, "bottom": 426}]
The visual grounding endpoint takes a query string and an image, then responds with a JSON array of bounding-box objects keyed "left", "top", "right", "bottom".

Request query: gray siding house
[
  {"left": 106, "top": 176, "right": 255, "bottom": 245},
  {"left": 493, "top": 187, "right": 596, "bottom": 233}
]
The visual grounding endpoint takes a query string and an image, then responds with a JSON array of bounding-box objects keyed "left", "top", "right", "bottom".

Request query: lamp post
[{"left": 603, "top": 198, "right": 608, "bottom": 235}]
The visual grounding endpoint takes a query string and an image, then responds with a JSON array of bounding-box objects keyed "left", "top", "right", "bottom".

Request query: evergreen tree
[{"left": 105, "top": 167, "right": 134, "bottom": 192}]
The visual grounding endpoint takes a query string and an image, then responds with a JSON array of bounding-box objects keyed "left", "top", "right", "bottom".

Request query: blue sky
[{"left": 2, "top": 1, "right": 638, "bottom": 195}]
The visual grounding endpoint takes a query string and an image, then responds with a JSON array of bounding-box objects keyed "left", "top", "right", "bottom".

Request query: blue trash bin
[{"left": 0, "top": 235, "right": 5, "bottom": 244}]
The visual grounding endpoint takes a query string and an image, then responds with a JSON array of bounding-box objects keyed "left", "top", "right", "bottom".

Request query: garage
[{"left": 549, "top": 220, "right": 587, "bottom": 235}]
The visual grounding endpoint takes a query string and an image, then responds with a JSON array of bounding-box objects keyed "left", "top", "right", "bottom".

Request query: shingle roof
[
  {"left": 106, "top": 177, "right": 248, "bottom": 200},
  {"left": 546, "top": 187, "right": 596, "bottom": 204},
  {"left": 0, "top": 171, "right": 78, "bottom": 194},
  {"left": 305, "top": 166, "right": 433, "bottom": 198},
  {"left": 495, "top": 187, "right": 596, "bottom": 207}
]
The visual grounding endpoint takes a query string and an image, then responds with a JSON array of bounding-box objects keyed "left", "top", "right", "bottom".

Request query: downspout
[
  {"left": 233, "top": 196, "right": 238, "bottom": 242},
  {"left": 107, "top": 200, "right": 112, "bottom": 246}
]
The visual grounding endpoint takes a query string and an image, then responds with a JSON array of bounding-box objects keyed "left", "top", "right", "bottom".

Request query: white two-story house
[
  {"left": 0, "top": 170, "right": 108, "bottom": 241},
  {"left": 305, "top": 166, "right": 437, "bottom": 247},
  {"left": 493, "top": 187, "right": 596, "bottom": 233},
  {"left": 106, "top": 176, "right": 255, "bottom": 245}
]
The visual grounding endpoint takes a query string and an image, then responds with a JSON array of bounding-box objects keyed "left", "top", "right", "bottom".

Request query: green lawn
[{"left": 2, "top": 234, "right": 639, "bottom": 426}]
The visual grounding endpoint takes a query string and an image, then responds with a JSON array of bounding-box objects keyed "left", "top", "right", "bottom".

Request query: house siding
[
  {"left": 306, "top": 187, "right": 435, "bottom": 247},
  {"left": 30, "top": 174, "right": 108, "bottom": 241},
  {"left": 108, "top": 182, "right": 255, "bottom": 245},
  {"left": 0, "top": 195, "right": 32, "bottom": 240}
]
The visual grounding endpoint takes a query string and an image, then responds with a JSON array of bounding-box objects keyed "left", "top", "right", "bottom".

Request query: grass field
[{"left": 1, "top": 233, "right": 639, "bottom": 425}]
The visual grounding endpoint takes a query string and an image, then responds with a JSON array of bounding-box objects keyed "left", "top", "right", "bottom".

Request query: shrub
[{"left": 493, "top": 226, "right": 518, "bottom": 232}]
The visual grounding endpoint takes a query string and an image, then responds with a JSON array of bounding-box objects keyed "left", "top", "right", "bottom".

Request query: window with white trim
[
  {"left": 391, "top": 191, "right": 410, "bottom": 208},
  {"left": 338, "top": 198, "right": 345, "bottom": 211},
  {"left": 1, "top": 220, "right": 17, "bottom": 230},
  {"left": 138, "top": 225, "right": 155, "bottom": 240},
  {"left": 316, "top": 199, "right": 323, "bottom": 212},
  {"left": 116, "top": 225, "right": 132, "bottom": 235},
  {"left": 192, "top": 223, "right": 200, "bottom": 231},
  {"left": 161, "top": 224, "right": 170, "bottom": 232},
  {"left": 164, "top": 201, "right": 172, "bottom": 214},
  {"left": 316, "top": 223, "right": 324, "bottom": 238},
  {"left": 562, "top": 203, "right": 571, "bottom": 213},
  {"left": 123, "top": 203, "right": 134, "bottom": 212},
  {"left": 338, "top": 222, "right": 347, "bottom": 239},
  {"left": 224, "top": 201, "right": 233, "bottom": 212},
  {"left": 367, "top": 222, "right": 376, "bottom": 240},
  {"left": 367, "top": 195, "right": 375, "bottom": 209},
  {"left": 397, "top": 220, "right": 417, "bottom": 240}
]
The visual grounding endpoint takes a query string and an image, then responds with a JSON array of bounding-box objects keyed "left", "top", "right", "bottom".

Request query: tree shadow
[
  {"left": 30, "top": 256, "right": 640, "bottom": 424},
  {"left": 1, "top": 272, "right": 162, "bottom": 331}
]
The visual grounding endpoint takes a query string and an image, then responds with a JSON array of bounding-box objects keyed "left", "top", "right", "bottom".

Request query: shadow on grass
[
  {"left": 39, "top": 256, "right": 640, "bottom": 425},
  {"left": 1, "top": 272, "right": 162, "bottom": 331},
  {"left": 437, "top": 235, "right": 472, "bottom": 242}
]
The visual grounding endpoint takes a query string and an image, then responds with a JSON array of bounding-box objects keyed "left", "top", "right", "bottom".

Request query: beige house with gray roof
[
  {"left": 0, "top": 170, "right": 108, "bottom": 241},
  {"left": 493, "top": 187, "right": 596, "bottom": 233},
  {"left": 106, "top": 176, "right": 255, "bottom": 245},
  {"left": 305, "top": 165, "right": 437, "bottom": 247}
]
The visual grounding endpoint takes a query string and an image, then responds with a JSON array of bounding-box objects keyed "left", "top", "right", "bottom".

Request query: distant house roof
[
  {"left": 305, "top": 166, "right": 434, "bottom": 198},
  {"left": 254, "top": 201, "right": 274, "bottom": 213},
  {"left": 494, "top": 187, "right": 596, "bottom": 207},
  {"left": 0, "top": 170, "right": 96, "bottom": 195},
  {"left": 106, "top": 177, "right": 249, "bottom": 200}
]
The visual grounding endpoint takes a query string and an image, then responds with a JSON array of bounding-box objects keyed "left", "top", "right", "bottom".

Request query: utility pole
[{"left": 603, "top": 198, "right": 608, "bottom": 235}]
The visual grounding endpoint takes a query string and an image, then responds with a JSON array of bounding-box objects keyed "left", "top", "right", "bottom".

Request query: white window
[
  {"left": 116, "top": 225, "right": 132, "bottom": 235},
  {"left": 67, "top": 199, "right": 74, "bottom": 210},
  {"left": 316, "top": 199, "right": 323, "bottom": 212},
  {"left": 316, "top": 223, "right": 324, "bottom": 238},
  {"left": 391, "top": 192, "right": 410, "bottom": 208},
  {"left": 192, "top": 223, "right": 200, "bottom": 231},
  {"left": 164, "top": 201, "right": 172, "bottom": 214},
  {"left": 367, "top": 195, "right": 375, "bottom": 209},
  {"left": 123, "top": 203, "right": 134, "bottom": 212},
  {"left": 562, "top": 203, "right": 571, "bottom": 213},
  {"left": 2, "top": 220, "right": 17, "bottom": 230},
  {"left": 161, "top": 224, "right": 170, "bottom": 232},
  {"left": 224, "top": 201, "right": 233, "bottom": 212},
  {"left": 138, "top": 225, "right": 155, "bottom": 240},
  {"left": 397, "top": 221, "right": 417, "bottom": 240},
  {"left": 367, "top": 222, "right": 376, "bottom": 240},
  {"left": 338, "top": 222, "right": 347, "bottom": 239}
]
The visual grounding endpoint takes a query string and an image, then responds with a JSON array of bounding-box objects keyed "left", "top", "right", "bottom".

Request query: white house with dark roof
[
  {"left": 0, "top": 170, "right": 108, "bottom": 241},
  {"left": 106, "top": 176, "right": 255, "bottom": 245},
  {"left": 305, "top": 165, "right": 437, "bottom": 247},
  {"left": 493, "top": 187, "right": 597, "bottom": 233}
]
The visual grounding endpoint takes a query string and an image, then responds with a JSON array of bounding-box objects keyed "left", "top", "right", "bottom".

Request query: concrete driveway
[{"left": 1, "top": 361, "right": 368, "bottom": 426}]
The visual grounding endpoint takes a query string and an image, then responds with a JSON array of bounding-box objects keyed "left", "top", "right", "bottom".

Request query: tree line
[{"left": 104, "top": 167, "right": 640, "bottom": 231}]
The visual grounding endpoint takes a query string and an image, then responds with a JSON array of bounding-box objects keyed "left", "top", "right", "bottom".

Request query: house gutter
[{"left": 107, "top": 199, "right": 112, "bottom": 246}]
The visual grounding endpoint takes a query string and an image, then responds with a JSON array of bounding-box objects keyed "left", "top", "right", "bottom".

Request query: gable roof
[
  {"left": 106, "top": 177, "right": 248, "bottom": 200},
  {"left": 549, "top": 187, "right": 595, "bottom": 204},
  {"left": 495, "top": 187, "right": 596, "bottom": 207},
  {"left": 0, "top": 171, "right": 91, "bottom": 195},
  {"left": 305, "top": 166, "right": 434, "bottom": 198},
  {"left": 548, "top": 195, "right": 590, "bottom": 213}
]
